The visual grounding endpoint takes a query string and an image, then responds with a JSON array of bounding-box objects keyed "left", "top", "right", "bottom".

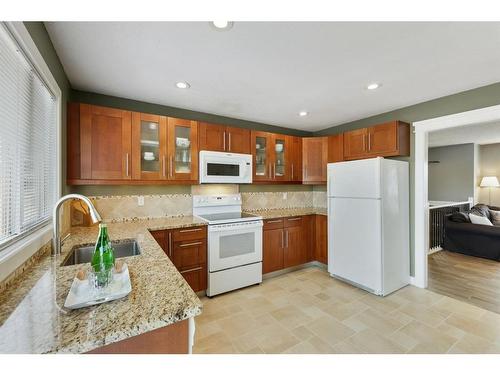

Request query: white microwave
[{"left": 199, "top": 151, "right": 252, "bottom": 184}]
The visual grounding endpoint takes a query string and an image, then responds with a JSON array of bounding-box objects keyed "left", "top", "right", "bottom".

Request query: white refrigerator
[{"left": 327, "top": 157, "right": 409, "bottom": 296}]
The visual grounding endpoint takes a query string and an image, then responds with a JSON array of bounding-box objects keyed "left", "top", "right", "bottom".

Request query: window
[{"left": 0, "top": 23, "right": 58, "bottom": 252}]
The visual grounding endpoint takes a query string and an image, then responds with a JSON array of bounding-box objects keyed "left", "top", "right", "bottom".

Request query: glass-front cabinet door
[
  {"left": 251, "top": 131, "right": 271, "bottom": 181},
  {"left": 167, "top": 117, "right": 198, "bottom": 181},
  {"left": 272, "top": 134, "right": 288, "bottom": 181},
  {"left": 131, "top": 113, "right": 167, "bottom": 180}
]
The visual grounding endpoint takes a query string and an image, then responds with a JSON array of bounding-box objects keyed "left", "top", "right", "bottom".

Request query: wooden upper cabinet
[
  {"left": 79, "top": 104, "right": 132, "bottom": 180},
  {"left": 198, "top": 122, "right": 226, "bottom": 152},
  {"left": 288, "top": 136, "right": 303, "bottom": 182},
  {"left": 198, "top": 122, "right": 250, "bottom": 154},
  {"left": 251, "top": 131, "right": 273, "bottom": 182},
  {"left": 344, "top": 121, "right": 410, "bottom": 160},
  {"left": 327, "top": 134, "right": 344, "bottom": 163},
  {"left": 368, "top": 121, "right": 410, "bottom": 157},
  {"left": 302, "top": 137, "right": 328, "bottom": 184},
  {"left": 272, "top": 133, "right": 289, "bottom": 181},
  {"left": 343, "top": 128, "right": 368, "bottom": 160},
  {"left": 251, "top": 131, "right": 293, "bottom": 182},
  {"left": 227, "top": 126, "right": 250, "bottom": 154},
  {"left": 167, "top": 117, "right": 198, "bottom": 181},
  {"left": 131, "top": 113, "right": 167, "bottom": 180}
]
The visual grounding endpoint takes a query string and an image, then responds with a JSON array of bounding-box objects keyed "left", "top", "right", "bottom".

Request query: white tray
[{"left": 64, "top": 263, "right": 132, "bottom": 309}]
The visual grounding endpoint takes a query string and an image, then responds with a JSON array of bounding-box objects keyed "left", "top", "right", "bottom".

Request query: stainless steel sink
[{"left": 62, "top": 240, "right": 141, "bottom": 266}]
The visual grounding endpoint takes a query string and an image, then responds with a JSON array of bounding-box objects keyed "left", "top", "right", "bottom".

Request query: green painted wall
[
  {"left": 23, "top": 22, "right": 71, "bottom": 195},
  {"left": 315, "top": 82, "right": 500, "bottom": 275},
  {"left": 71, "top": 89, "right": 312, "bottom": 137}
]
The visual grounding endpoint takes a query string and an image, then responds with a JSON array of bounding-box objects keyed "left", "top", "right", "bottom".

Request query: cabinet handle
[
  {"left": 291, "top": 164, "right": 294, "bottom": 180},
  {"left": 179, "top": 228, "right": 203, "bottom": 233},
  {"left": 285, "top": 230, "right": 289, "bottom": 248},
  {"left": 287, "top": 217, "right": 301, "bottom": 221},
  {"left": 228, "top": 132, "right": 231, "bottom": 151},
  {"left": 273, "top": 163, "right": 276, "bottom": 179},
  {"left": 125, "top": 153, "right": 129, "bottom": 176},
  {"left": 223, "top": 131, "right": 226, "bottom": 151},
  {"left": 180, "top": 266, "right": 203, "bottom": 274},
  {"left": 170, "top": 156, "right": 173, "bottom": 177},
  {"left": 368, "top": 133, "right": 372, "bottom": 151},
  {"left": 363, "top": 134, "right": 367, "bottom": 151},
  {"left": 268, "top": 163, "right": 271, "bottom": 178},
  {"left": 168, "top": 232, "right": 172, "bottom": 258},
  {"left": 162, "top": 155, "right": 166, "bottom": 177},
  {"left": 179, "top": 241, "right": 203, "bottom": 248},
  {"left": 266, "top": 219, "right": 282, "bottom": 224},
  {"left": 282, "top": 230, "right": 284, "bottom": 249}
]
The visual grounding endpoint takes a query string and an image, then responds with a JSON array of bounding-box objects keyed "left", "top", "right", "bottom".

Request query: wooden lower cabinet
[
  {"left": 263, "top": 214, "right": 327, "bottom": 274},
  {"left": 263, "top": 215, "right": 312, "bottom": 274},
  {"left": 179, "top": 265, "right": 207, "bottom": 292},
  {"left": 283, "top": 216, "right": 310, "bottom": 268},
  {"left": 313, "top": 215, "right": 327, "bottom": 264},
  {"left": 150, "top": 226, "right": 207, "bottom": 292},
  {"left": 88, "top": 319, "right": 189, "bottom": 354},
  {"left": 263, "top": 227, "right": 284, "bottom": 273}
]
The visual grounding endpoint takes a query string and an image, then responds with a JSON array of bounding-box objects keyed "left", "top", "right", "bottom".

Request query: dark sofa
[{"left": 443, "top": 204, "right": 500, "bottom": 261}]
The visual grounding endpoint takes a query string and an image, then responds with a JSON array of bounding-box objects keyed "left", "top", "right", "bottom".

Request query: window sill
[{"left": 0, "top": 224, "right": 53, "bottom": 283}]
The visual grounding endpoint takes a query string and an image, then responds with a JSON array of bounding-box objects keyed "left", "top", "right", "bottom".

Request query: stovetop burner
[{"left": 197, "top": 211, "right": 261, "bottom": 224}]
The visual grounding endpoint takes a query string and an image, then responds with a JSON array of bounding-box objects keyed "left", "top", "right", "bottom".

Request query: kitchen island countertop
[{"left": 0, "top": 216, "right": 206, "bottom": 354}]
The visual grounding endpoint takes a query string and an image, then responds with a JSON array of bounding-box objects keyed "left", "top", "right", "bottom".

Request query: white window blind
[{"left": 0, "top": 23, "right": 57, "bottom": 251}]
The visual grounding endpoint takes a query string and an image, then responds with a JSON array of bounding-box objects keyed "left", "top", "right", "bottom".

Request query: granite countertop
[
  {"left": 0, "top": 216, "right": 206, "bottom": 354},
  {"left": 244, "top": 207, "right": 327, "bottom": 219}
]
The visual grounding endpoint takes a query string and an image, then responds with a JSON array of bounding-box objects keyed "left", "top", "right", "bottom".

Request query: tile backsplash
[
  {"left": 88, "top": 194, "right": 192, "bottom": 222},
  {"left": 82, "top": 188, "right": 324, "bottom": 223},
  {"left": 241, "top": 191, "right": 313, "bottom": 211}
]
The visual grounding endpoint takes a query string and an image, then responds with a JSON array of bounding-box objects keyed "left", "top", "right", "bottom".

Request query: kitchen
[{"left": 3, "top": 15, "right": 500, "bottom": 363}]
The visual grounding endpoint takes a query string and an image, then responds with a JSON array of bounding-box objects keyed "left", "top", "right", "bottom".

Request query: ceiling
[
  {"left": 45, "top": 22, "right": 500, "bottom": 132},
  {"left": 429, "top": 121, "right": 500, "bottom": 147}
]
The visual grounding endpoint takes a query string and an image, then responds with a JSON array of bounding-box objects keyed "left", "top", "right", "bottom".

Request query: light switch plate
[{"left": 138, "top": 196, "right": 144, "bottom": 206}]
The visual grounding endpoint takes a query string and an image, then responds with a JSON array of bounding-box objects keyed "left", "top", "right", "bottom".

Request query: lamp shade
[{"left": 480, "top": 176, "right": 500, "bottom": 187}]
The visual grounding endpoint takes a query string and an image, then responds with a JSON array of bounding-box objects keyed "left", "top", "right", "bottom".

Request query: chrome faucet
[{"left": 52, "top": 194, "right": 102, "bottom": 256}]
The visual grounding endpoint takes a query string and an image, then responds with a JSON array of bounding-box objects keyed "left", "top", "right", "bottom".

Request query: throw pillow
[
  {"left": 490, "top": 210, "right": 500, "bottom": 226},
  {"left": 469, "top": 213, "right": 493, "bottom": 226},
  {"left": 449, "top": 212, "right": 470, "bottom": 223},
  {"left": 470, "top": 204, "right": 490, "bottom": 218}
]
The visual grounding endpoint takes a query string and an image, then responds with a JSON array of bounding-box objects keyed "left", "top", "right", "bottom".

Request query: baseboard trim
[
  {"left": 409, "top": 276, "right": 416, "bottom": 286},
  {"left": 262, "top": 261, "right": 327, "bottom": 280}
]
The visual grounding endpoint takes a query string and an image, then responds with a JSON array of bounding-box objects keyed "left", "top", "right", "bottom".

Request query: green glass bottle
[{"left": 91, "top": 223, "right": 115, "bottom": 286}]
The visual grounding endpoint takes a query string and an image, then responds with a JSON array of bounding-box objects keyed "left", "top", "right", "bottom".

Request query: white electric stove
[{"left": 193, "top": 194, "right": 263, "bottom": 297}]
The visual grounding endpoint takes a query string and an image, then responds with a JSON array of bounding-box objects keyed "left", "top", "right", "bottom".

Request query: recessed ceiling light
[
  {"left": 210, "top": 21, "right": 234, "bottom": 30},
  {"left": 175, "top": 81, "right": 190, "bottom": 89},
  {"left": 367, "top": 83, "right": 381, "bottom": 90},
  {"left": 299, "top": 111, "right": 308, "bottom": 117}
]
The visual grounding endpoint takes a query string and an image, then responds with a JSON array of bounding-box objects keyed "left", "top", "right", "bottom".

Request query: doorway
[{"left": 414, "top": 104, "right": 500, "bottom": 296}]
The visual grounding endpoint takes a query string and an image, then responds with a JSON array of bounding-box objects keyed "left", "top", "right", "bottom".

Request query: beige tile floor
[{"left": 193, "top": 266, "right": 500, "bottom": 354}]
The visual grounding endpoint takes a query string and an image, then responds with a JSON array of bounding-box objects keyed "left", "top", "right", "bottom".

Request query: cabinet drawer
[
  {"left": 284, "top": 216, "right": 304, "bottom": 228},
  {"left": 172, "top": 239, "right": 207, "bottom": 270},
  {"left": 172, "top": 226, "right": 206, "bottom": 242},
  {"left": 263, "top": 218, "right": 284, "bottom": 230},
  {"left": 179, "top": 265, "right": 207, "bottom": 292}
]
